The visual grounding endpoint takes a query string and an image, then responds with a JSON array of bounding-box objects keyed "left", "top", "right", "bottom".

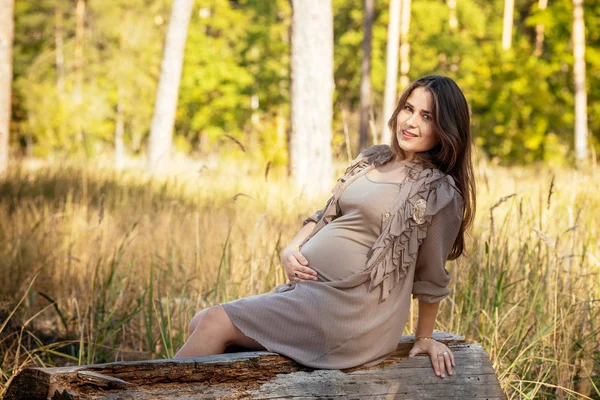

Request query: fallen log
[{"left": 5, "top": 332, "right": 505, "bottom": 399}]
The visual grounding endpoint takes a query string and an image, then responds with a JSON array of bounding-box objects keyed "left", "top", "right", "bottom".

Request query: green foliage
[
  {"left": 177, "top": 0, "right": 290, "bottom": 165},
  {"left": 178, "top": 1, "right": 254, "bottom": 148},
  {"left": 13, "top": 0, "right": 168, "bottom": 156},
  {"left": 9, "top": 0, "right": 600, "bottom": 163}
]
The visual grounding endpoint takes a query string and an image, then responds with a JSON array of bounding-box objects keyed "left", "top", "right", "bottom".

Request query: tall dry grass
[{"left": 0, "top": 157, "right": 598, "bottom": 399}]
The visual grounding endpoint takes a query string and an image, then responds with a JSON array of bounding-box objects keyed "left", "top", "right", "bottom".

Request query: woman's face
[{"left": 395, "top": 87, "right": 439, "bottom": 159}]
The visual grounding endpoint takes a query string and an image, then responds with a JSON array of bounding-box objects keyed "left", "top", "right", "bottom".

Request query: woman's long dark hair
[{"left": 388, "top": 75, "right": 475, "bottom": 260}]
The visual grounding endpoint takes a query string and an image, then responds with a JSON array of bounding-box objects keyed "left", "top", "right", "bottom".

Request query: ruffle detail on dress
[
  {"left": 311, "top": 145, "right": 397, "bottom": 231},
  {"left": 366, "top": 171, "right": 458, "bottom": 303}
]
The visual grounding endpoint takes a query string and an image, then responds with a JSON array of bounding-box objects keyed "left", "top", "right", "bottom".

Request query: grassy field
[{"left": 0, "top": 157, "right": 599, "bottom": 399}]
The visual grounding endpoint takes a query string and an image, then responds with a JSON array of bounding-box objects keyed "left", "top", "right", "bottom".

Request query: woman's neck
[{"left": 393, "top": 154, "right": 416, "bottom": 166}]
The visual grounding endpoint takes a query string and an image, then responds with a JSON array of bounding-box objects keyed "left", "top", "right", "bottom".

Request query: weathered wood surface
[{"left": 5, "top": 332, "right": 505, "bottom": 399}]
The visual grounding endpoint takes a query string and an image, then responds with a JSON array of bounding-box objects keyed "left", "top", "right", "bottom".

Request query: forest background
[
  {"left": 1, "top": 0, "right": 600, "bottom": 399},
  {"left": 7, "top": 0, "right": 600, "bottom": 164}
]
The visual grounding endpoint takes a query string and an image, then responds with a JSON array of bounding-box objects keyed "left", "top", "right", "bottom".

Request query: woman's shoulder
[
  {"left": 416, "top": 165, "right": 460, "bottom": 193},
  {"left": 416, "top": 168, "right": 463, "bottom": 212},
  {"left": 433, "top": 171, "right": 460, "bottom": 194},
  {"left": 343, "top": 144, "right": 393, "bottom": 175},
  {"left": 409, "top": 172, "right": 462, "bottom": 223},
  {"left": 358, "top": 144, "right": 394, "bottom": 166}
]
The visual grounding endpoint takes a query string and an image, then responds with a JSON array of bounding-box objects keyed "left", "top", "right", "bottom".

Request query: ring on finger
[{"left": 443, "top": 351, "right": 449, "bottom": 356}]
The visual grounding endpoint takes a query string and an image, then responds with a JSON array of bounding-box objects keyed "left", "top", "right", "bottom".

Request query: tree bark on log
[{"left": 6, "top": 333, "right": 505, "bottom": 399}]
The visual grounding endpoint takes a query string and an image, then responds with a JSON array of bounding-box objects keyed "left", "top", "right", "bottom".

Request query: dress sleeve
[
  {"left": 411, "top": 186, "right": 463, "bottom": 303},
  {"left": 302, "top": 205, "right": 328, "bottom": 226},
  {"left": 301, "top": 151, "right": 366, "bottom": 226}
]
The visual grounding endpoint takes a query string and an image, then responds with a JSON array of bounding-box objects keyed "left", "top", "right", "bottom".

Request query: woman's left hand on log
[{"left": 408, "top": 339, "right": 455, "bottom": 379}]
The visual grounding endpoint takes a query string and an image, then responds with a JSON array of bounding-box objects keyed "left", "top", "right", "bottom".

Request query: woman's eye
[
  {"left": 423, "top": 114, "right": 431, "bottom": 120},
  {"left": 403, "top": 105, "right": 412, "bottom": 111}
]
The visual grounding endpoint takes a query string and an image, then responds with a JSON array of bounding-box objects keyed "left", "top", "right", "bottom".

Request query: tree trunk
[
  {"left": 359, "top": 0, "right": 375, "bottom": 152},
  {"left": 289, "top": 0, "right": 334, "bottom": 194},
  {"left": 115, "top": 87, "right": 125, "bottom": 170},
  {"left": 399, "top": 0, "right": 412, "bottom": 90},
  {"left": 573, "top": 0, "right": 588, "bottom": 163},
  {"left": 55, "top": 7, "right": 65, "bottom": 93},
  {"left": 286, "top": 17, "right": 293, "bottom": 178},
  {"left": 447, "top": 0, "right": 458, "bottom": 32},
  {"left": 381, "top": 0, "right": 401, "bottom": 145},
  {"left": 502, "top": 0, "right": 514, "bottom": 50},
  {"left": 74, "top": 0, "right": 85, "bottom": 142},
  {"left": 147, "top": 0, "right": 194, "bottom": 173},
  {"left": 534, "top": 0, "right": 548, "bottom": 57},
  {"left": 5, "top": 333, "right": 506, "bottom": 400},
  {"left": 447, "top": 0, "right": 458, "bottom": 73},
  {"left": 0, "top": 0, "right": 14, "bottom": 177},
  {"left": 249, "top": 93, "right": 260, "bottom": 150},
  {"left": 74, "top": 0, "right": 85, "bottom": 99}
]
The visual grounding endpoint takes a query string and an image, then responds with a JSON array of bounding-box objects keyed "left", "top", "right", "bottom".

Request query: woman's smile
[{"left": 401, "top": 129, "right": 418, "bottom": 139}]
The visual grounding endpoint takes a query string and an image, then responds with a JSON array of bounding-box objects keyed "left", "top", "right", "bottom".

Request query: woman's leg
[{"left": 174, "top": 304, "right": 266, "bottom": 358}]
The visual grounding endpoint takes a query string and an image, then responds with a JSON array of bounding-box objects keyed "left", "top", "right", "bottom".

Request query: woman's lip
[{"left": 402, "top": 129, "right": 418, "bottom": 138}]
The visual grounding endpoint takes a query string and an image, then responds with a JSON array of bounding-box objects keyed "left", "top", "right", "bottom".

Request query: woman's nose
[{"left": 405, "top": 113, "right": 419, "bottom": 126}]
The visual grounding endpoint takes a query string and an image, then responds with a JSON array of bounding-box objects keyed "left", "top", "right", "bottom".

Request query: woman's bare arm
[
  {"left": 284, "top": 221, "right": 316, "bottom": 251},
  {"left": 408, "top": 300, "right": 455, "bottom": 379},
  {"left": 415, "top": 300, "right": 439, "bottom": 338}
]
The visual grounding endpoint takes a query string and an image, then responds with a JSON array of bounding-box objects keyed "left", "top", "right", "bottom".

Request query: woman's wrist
[{"left": 416, "top": 335, "right": 434, "bottom": 342}]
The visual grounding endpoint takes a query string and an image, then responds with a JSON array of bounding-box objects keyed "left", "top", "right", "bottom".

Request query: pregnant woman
[{"left": 175, "top": 75, "right": 476, "bottom": 380}]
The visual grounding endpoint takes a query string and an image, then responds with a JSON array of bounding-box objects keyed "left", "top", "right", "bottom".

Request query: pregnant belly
[{"left": 300, "top": 225, "right": 371, "bottom": 282}]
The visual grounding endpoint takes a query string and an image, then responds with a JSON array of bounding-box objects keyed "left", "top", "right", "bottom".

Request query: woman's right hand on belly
[{"left": 280, "top": 247, "right": 319, "bottom": 283}]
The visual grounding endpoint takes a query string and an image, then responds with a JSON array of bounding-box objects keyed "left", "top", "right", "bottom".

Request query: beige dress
[
  {"left": 221, "top": 166, "right": 462, "bottom": 369},
  {"left": 300, "top": 173, "right": 401, "bottom": 282}
]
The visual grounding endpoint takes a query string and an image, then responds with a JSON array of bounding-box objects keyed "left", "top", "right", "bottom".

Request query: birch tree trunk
[
  {"left": 399, "top": 0, "right": 412, "bottom": 90},
  {"left": 114, "top": 28, "right": 126, "bottom": 170},
  {"left": 573, "top": 0, "right": 588, "bottom": 163},
  {"left": 289, "top": 0, "right": 334, "bottom": 194},
  {"left": 502, "top": 0, "right": 514, "bottom": 50},
  {"left": 115, "top": 87, "right": 125, "bottom": 170},
  {"left": 534, "top": 0, "right": 548, "bottom": 57},
  {"left": 0, "top": 0, "right": 14, "bottom": 177},
  {"left": 447, "top": 0, "right": 458, "bottom": 72},
  {"left": 359, "top": 0, "right": 375, "bottom": 152},
  {"left": 147, "top": 0, "right": 194, "bottom": 173},
  {"left": 381, "top": 0, "right": 401, "bottom": 145},
  {"left": 74, "top": 0, "right": 85, "bottom": 99},
  {"left": 55, "top": 7, "right": 65, "bottom": 93},
  {"left": 447, "top": 0, "right": 458, "bottom": 32},
  {"left": 74, "top": 0, "right": 85, "bottom": 141}
]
